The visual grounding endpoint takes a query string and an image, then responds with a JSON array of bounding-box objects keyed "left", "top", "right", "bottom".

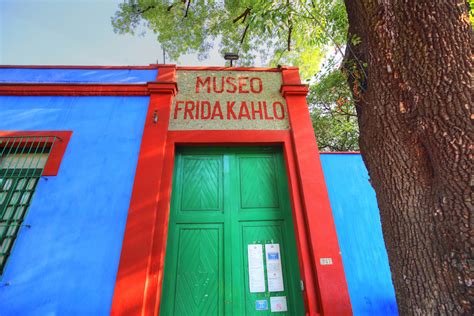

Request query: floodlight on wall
[{"left": 224, "top": 53, "right": 239, "bottom": 67}]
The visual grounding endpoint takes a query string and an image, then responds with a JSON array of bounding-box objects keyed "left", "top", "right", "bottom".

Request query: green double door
[{"left": 160, "top": 147, "right": 305, "bottom": 315}]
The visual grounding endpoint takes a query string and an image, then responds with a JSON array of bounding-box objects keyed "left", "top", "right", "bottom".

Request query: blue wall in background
[
  {"left": 0, "top": 96, "right": 148, "bottom": 315},
  {"left": 321, "top": 154, "right": 398, "bottom": 316},
  {"left": 0, "top": 68, "right": 157, "bottom": 83}
]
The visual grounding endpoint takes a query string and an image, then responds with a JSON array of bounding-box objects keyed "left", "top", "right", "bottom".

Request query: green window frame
[{"left": 0, "top": 136, "right": 57, "bottom": 276}]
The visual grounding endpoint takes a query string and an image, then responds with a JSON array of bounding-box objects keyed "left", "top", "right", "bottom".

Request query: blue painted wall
[
  {"left": 0, "top": 68, "right": 157, "bottom": 83},
  {"left": 0, "top": 96, "right": 149, "bottom": 315},
  {"left": 321, "top": 153, "right": 398, "bottom": 316}
]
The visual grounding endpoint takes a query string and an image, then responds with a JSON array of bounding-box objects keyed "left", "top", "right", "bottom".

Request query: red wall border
[
  {"left": 0, "top": 84, "right": 149, "bottom": 96},
  {"left": 0, "top": 130, "right": 72, "bottom": 176},
  {"left": 111, "top": 65, "right": 352, "bottom": 316},
  {"left": 162, "top": 130, "right": 320, "bottom": 316},
  {"left": 0, "top": 65, "right": 158, "bottom": 69},
  {"left": 111, "top": 65, "right": 177, "bottom": 316},
  {"left": 320, "top": 151, "right": 361, "bottom": 155},
  {"left": 281, "top": 68, "right": 352, "bottom": 315}
]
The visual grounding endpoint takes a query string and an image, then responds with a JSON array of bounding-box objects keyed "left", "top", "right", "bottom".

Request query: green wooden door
[{"left": 160, "top": 147, "right": 305, "bottom": 315}]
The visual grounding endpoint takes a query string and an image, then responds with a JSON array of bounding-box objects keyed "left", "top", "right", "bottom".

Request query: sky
[{"left": 0, "top": 0, "right": 226, "bottom": 66}]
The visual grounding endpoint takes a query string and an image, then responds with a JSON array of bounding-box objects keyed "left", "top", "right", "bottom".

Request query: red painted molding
[
  {"left": 320, "top": 151, "right": 361, "bottom": 155},
  {"left": 147, "top": 82, "right": 178, "bottom": 96},
  {"left": 111, "top": 66, "right": 177, "bottom": 316},
  {"left": 0, "top": 83, "right": 177, "bottom": 97},
  {"left": 281, "top": 68, "right": 352, "bottom": 315},
  {"left": 0, "top": 130, "right": 72, "bottom": 176},
  {"left": 0, "top": 65, "right": 158, "bottom": 69},
  {"left": 280, "top": 84, "right": 310, "bottom": 97},
  {"left": 177, "top": 66, "right": 280, "bottom": 72},
  {"left": 168, "top": 130, "right": 289, "bottom": 144},
  {"left": 281, "top": 67, "right": 303, "bottom": 85},
  {"left": 0, "top": 84, "right": 149, "bottom": 96}
]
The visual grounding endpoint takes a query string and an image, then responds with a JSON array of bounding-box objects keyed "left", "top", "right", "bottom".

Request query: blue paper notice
[
  {"left": 268, "top": 252, "right": 279, "bottom": 260},
  {"left": 256, "top": 300, "right": 268, "bottom": 310}
]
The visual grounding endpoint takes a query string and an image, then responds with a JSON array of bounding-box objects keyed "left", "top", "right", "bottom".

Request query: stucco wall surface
[
  {"left": 0, "top": 96, "right": 148, "bottom": 315},
  {"left": 321, "top": 153, "right": 398, "bottom": 316}
]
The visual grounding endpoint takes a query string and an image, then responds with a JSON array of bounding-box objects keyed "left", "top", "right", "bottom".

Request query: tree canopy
[
  {"left": 112, "top": 0, "right": 347, "bottom": 76},
  {"left": 112, "top": 0, "right": 358, "bottom": 151}
]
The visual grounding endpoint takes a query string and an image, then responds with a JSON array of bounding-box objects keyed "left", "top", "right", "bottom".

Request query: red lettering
[
  {"left": 238, "top": 101, "right": 251, "bottom": 119},
  {"left": 238, "top": 77, "right": 249, "bottom": 93},
  {"left": 195, "top": 101, "right": 200, "bottom": 119},
  {"left": 263, "top": 101, "right": 274, "bottom": 120},
  {"left": 174, "top": 100, "right": 184, "bottom": 119},
  {"left": 201, "top": 101, "right": 211, "bottom": 119},
  {"left": 196, "top": 76, "right": 211, "bottom": 93},
  {"left": 250, "top": 78, "right": 263, "bottom": 93},
  {"left": 213, "top": 77, "right": 225, "bottom": 93},
  {"left": 211, "top": 101, "right": 224, "bottom": 120},
  {"left": 251, "top": 101, "right": 263, "bottom": 120},
  {"left": 273, "top": 101, "right": 285, "bottom": 120},
  {"left": 227, "top": 101, "right": 237, "bottom": 119},
  {"left": 226, "top": 77, "right": 237, "bottom": 93},
  {"left": 184, "top": 101, "right": 195, "bottom": 119}
]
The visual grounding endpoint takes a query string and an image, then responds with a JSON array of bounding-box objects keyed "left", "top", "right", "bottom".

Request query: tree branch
[
  {"left": 233, "top": 8, "right": 251, "bottom": 23},
  {"left": 167, "top": 1, "right": 185, "bottom": 12},
  {"left": 287, "top": 24, "right": 292, "bottom": 51},
  {"left": 184, "top": 0, "right": 191, "bottom": 18},
  {"left": 301, "top": 3, "right": 368, "bottom": 90},
  {"left": 287, "top": 0, "right": 292, "bottom": 51},
  {"left": 132, "top": 4, "right": 155, "bottom": 15},
  {"left": 240, "top": 24, "right": 250, "bottom": 44}
]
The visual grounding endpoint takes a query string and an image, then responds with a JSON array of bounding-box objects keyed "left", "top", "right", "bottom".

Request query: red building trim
[
  {"left": 320, "top": 151, "right": 361, "bottom": 154},
  {"left": 0, "top": 65, "right": 158, "bottom": 69},
  {"left": 177, "top": 66, "right": 281, "bottom": 72},
  {"left": 111, "top": 66, "right": 177, "bottom": 316},
  {"left": 0, "top": 130, "right": 72, "bottom": 176},
  {"left": 111, "top": 65, "right": 352, "bottom": 316},
  {"left": 0, "top": 83, "right": 151, "bottom": 96},
  {"left": 281, "top": 68, "right": 352, "bottom": 315},
  {"left": 0, "top": 82, "right": 180, "bottom": 96}
]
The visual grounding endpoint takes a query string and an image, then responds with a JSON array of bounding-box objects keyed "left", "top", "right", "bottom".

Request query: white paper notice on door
[
  {"left": 248, "top": 244, "right": 266, "bottom": 293},
  {"left": 265, "top": 243, "right": 284, "bottom": 292},
  {"left": 270, "top": 296, "right": 288, "bottom": 312}
]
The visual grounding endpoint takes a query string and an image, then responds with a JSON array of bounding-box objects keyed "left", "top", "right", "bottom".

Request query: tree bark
[{"left": 343, "top": 1, "right": 473, "bottom": 314}]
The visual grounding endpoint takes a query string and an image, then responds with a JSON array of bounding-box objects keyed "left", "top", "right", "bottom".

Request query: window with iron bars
[{"left": 0, "top": 136, "right": 58, "bottom": 276}]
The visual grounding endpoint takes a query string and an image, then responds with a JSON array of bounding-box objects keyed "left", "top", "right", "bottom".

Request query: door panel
[
  {"left": 161, "top": 147, "right": 304, "bottom": 315},
  {"left": 239, "top": 156, "right": 280, "bottom": 210},
  {"left": 173, "top": 225, "right": 223, "bottom": 315},
  {"left": 181, "top": 156, "right": 223, "bottom": 213}
]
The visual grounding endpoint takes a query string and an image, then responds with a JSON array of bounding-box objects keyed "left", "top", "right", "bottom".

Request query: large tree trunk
[{"left": 342, "top": 1, "right": 472, "bottom": 314}]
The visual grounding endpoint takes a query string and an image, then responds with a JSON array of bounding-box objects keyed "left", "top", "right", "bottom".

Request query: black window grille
[{"left": 0, "top": 136, "right": 57, "bottom": 275}]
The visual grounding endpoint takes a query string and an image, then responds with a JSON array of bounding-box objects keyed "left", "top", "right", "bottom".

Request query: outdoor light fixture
[{"left": 224, "top": 52, "right": 239, "bottom": 67}]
